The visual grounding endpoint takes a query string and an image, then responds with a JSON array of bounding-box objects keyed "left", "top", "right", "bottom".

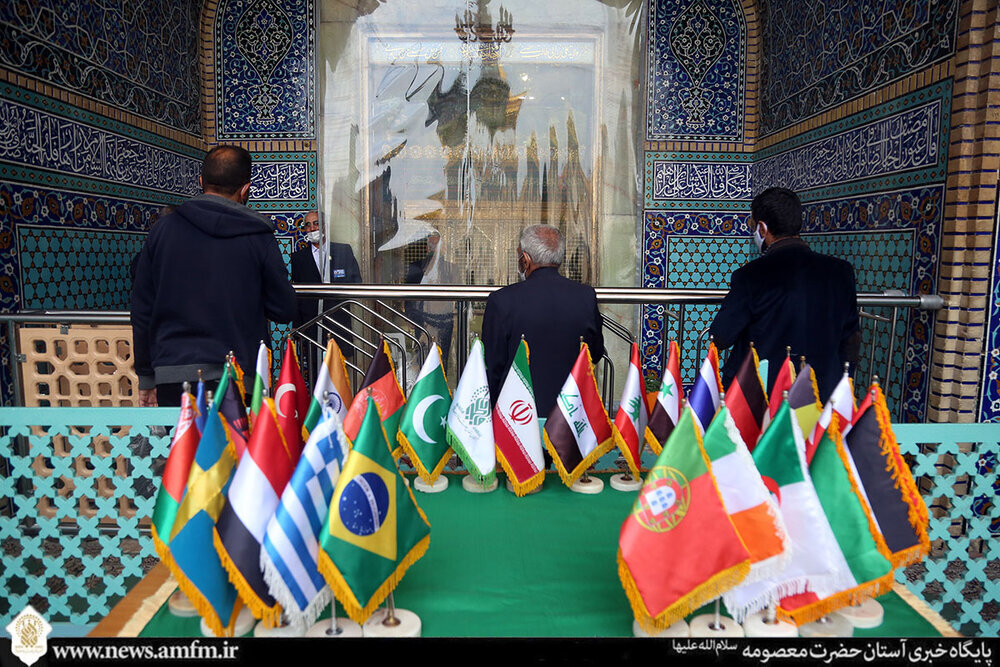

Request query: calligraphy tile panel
[
  {"left": 250, "top": 153, "right": 317, "bottom": 210},
  {"left": 649, "top": 160, "right": 753, "bottom": 206}
]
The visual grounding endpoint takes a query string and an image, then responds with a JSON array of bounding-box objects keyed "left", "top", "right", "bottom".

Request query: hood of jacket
[{"left": 175, "top": 193, "right": 276, "bottom": 238}]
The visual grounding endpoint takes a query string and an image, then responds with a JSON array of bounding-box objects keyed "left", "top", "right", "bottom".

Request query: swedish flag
[{"left": 317, "top": 396, "right": 431, "bottom": 624}]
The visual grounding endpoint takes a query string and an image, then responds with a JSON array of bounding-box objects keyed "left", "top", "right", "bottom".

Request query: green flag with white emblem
[{"left": 397, "top": 344, "right": 453, "bottom": 484}]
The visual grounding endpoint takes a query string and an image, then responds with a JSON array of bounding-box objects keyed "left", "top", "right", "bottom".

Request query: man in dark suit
[
  {"left": 710, "top": 187, "right": 861, "bottom": 401},
  {"left": 482, "top": 224, "right": 605, "bottom": 418},
  {"left": 290, "top": 211, "right": 362, "bottom": 362}
]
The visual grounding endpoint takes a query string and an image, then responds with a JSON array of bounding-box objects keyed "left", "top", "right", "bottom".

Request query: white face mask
[
  {"left": 305, "top": 230, "right": 322, "bottom": 245},
  {"left": 752, "top": 221, "right": 768, "bottom": 253}
]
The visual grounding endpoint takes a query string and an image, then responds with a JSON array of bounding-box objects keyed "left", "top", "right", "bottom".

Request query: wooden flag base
[
  {"left": 833, "top": 598, "right": 884, "bottom": 629},
  {"left": 306, "top": 618, "right": 363, "bottom": 637},
  {"left": 798, "top": 614, "right": 854, "bottom": 637},
  {"left": 632, "top": 619, "right": 689, "bottom": 637},
  {"left": 610, "top": 473, "right": 643, "bottom": 492},
  {"left": 167, "top": 590, "right": 198, "bottom": 618},
  {"left": 414, "top": 475, "right": 449, "bottom": 494},
  {"left": 200, "top": 607, "right": 255, "bottom": 637},
  {"left": 571, "top": 475, "right": 604, "bottom": 494},
  {"left": 462, "top": 475, "right": 498, "bottom": 493},
  {"left": 253, "top": 620, "right": 305, "bottom": 637},
  {"left": 689, "top": 613, "right": 745, "bottom": 637},
  {"left": 362, "top": 607, "right": 421, "bottom": 637},
  {"left": 742, "top": 610, "right": 798, "bottom": 637}
]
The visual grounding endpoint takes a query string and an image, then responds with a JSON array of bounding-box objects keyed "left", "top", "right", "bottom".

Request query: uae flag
[
  {"left": 724, "top": 346, "right": 768, "bottom": 451},
  {"left": 213, "top": 397, "right": 301, "bottom": 627},
  {"left": 543, "top": 343, "right": 615, "bottom": 487},
  {"left": 687, "top": 342, "right": 723, "bottom": 433},
  {"left": 274, "top": 339, "right": 310, "bottom": 457},
  {"left": 397, "top": 344, "right": 453, "bottom": 485},
  {"left": 343, "top": 339, "right": 406, "bottom": 445},
  {"left": 645, "top": 339, "right": 682, "bottom": 455},
  {"left": 618, "top": 408, "right": 751, "bottom": 634},
  {"left": 613, "top": 342, "right": 648, "bottom": 478},
  {"left": 151, "top": 390, "right": 201, "bottom": 558},
  {"left": 806, "top": 371, "right": 855, "bottom": 464},
  {"left": 249, "top": 341, "right": 271, "bottom": 431},
  {"left": 493, "top": 338, "right": 546, "bottom": 496},
  {"left": 446, "top": 338, "right": 496, "bottom": 485},
  {"left": 302, "top": 338, "right": 353, "bottom": 436}
]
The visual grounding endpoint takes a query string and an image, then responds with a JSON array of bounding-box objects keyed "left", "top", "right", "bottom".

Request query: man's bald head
[{"left": 201, "top": 145, "right": 252, "bottom": 197}]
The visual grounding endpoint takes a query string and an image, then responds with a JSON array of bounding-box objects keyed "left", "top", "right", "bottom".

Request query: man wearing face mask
[
  {"left": 709, "top": 187, "right": 861, "bottom": 400},
  {"left": 131, "top": 145, "right": 297, "bottom": 406},
  {"left": 482, "top": 224, "right": 605, "bottom": 418}
]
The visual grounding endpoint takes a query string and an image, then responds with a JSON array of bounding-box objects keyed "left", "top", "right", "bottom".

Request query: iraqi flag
[
  {"left": 275, "top": 338, "right": 310, "bottom": 458},
  {"left": 613, "top": 342, "right": 648, "bottom": 478},
  {"left": 544, "top": 343, "right": 615, "bottom": 487},
  {"left": 249, "top": 341, "right": 271, "bottom": 432},
  {"left": 493, "top": 338, "right": 545, "bottom": 496},
  {"left": 397, "top": 344, "right": 453, "bottom": 485},
  {"left": 618, "top": 408, "right": 751, "bottom": 634},
  {"left": 213, "top": 397, "right": 302, "bottom": 627},
  {"left": 805, "top": 370, "right": 855, "bottom": 464},
  {"left": 645, "top": 339, "right": 682, "bottom": 455},
  {"left": 151, "top": 390, "right": 201, "bottom": 558},
  {"left": 303, "top": 338, "right": 354, "bottom": 436},
  {"left": 687, "top": 342, "right": 723, "bottom": 433},
  {"left": 445, "top": 339, "right": 496, "bottom": 486},
  {"left": 724, "top": 346, "right": 768, "bottom": 451},
  {"left": 343, "top": 339, "right": 406, "bottom": 445}
]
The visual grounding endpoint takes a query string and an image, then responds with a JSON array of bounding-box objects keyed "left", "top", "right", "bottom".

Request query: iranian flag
[
  {"left": 397, "top": 344, "right": 453, "bottom": 485},
  {"left": 302, "top": 338, "right": 354, "bottom": 437},
  {"left": 446, "top": 338, "right": 496, "bottom": 486},
  {"left": 645, "top": 339, "right": 682, "bottom": 455},
  {"left": 613, "top": 342, "right": 648, "bottom": 478},
  {"left": 493, "top": 338, "right": 545, "bottom": 496},
  {"left": 249, "top": 341, "right": 271, "bottom": 431}
]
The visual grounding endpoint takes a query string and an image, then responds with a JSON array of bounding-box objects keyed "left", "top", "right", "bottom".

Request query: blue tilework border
[{"left": 980, "top": 205, "right": 1000, "bottom": 422}]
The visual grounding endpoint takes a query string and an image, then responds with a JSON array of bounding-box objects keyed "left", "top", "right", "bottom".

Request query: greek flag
[{"left": 260, "top": 404, "right": 349, "bottom": 630}]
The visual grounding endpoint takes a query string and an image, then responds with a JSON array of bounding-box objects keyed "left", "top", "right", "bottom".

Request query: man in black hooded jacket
[{"left": 131, "top": 145, "right": 297, "bottom": 406}]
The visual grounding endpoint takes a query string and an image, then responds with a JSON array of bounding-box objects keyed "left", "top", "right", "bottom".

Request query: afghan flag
[
  {"left": 216, "top": 361, "right": 250, "bottom": 459},
  {"left": 151, "top": 390, "right": 201, "bottom": 557},
  {"left": 493, "top": 338, "right": 545, "bottom": 496},
  {"left": 317, "top": 397, "right": 431, "bottom": 624},
  {"left": 645, "top": 339, "right": 682, "bottom": 455},
  {"left": 806, "top": 371, "right": 855, "bottom": 464},
  {"left": 214, "top": 397, "right": 301, "bottom": 627},
  {"left": 343, "top": 339, "right": 406, "bottom": 445},
  {"left": 787, "top": 362, "right": 823, "bottom": 445},
  {"left": 687, "top": 342, "right": 723, "bottom": 433},
  {"left": 843, "top": 383, "right": 930, "bottom": 569},
  {"left": 764, "top": 352, "right": 796, "bottom": 429},
  {"left": 777, "top": 415, "right": 895, "bottom": 625},
  {"left": 249, "top": 341, "right": 271, "bottom": 431},
  {"left": 397, "top": 344, "right": 453, "bottom": 484},
  {"left": 275, "top": 338, "right": 310, "bottom": 458},
  {"left": 544, "top": 343, "right": 615, "bottom": 487},
  {"left": 303, "top": 338, "right": 354, "bottom": 436},
  {"left": 446, "top": 338, "right": 496, "bottom": 485},
  {"left": 724, "top": 346, "right": 768, "bottom": 451},
  {"left": 613, "top": 342, "right": 648, "bottom": 478},
  {"left": 618, "top": 408, "right": 751, "bottom": 634}
]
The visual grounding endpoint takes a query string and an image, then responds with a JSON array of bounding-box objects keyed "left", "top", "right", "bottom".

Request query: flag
[
  {"left": 261, "top": 406, "right": 350, "bottom": 631},
  {"left": 493, "top": 338, "right": 545, "bottom": 496},
  {"left": 724, "top": 346, "right": 768, "bottom": 451},
  {"left": 151, "top": 390, "right": 201, "bottom": 557},
  {"left": 317, "top": 397, "right": 431, "bottom": 624},
  {"left": 787, "top": 362, "right": 823, "bottom": 444},
  {"left": 397, "top": 344, "right": 452, "bottom": 485},
  {"left": 687, "top": 342, "right": 723, "bottom": 433},
  {"left": 764, "top": 352, "right": 796, "bottom": 428},
  {"left": 613, "top": 342, "right": 648, "bottom": 478},
  {"left": 342, "top": 339, "right": 406, "bottom": 445},
  {"left": 806, "top": 371, "right": 855, "bottom": 464},
  {"left": 213, "top": 397, "right": 301, "bottom": 627},
  {"left": 195, "top": 377, "right": 208, "bottom": 432},
  {"left": 843, "top": 383, "right": 930, "bottom": 569},
  {"left": 446, "top": 339, "right": 496, "bottom": 486},
  {"left": 645, "top": 339, "right": 682, "bottom": 455},
  {"left": 275, "top": 338, "right": 309, "bottom": 458},
  {"left": 303, "top": 339, "right": 354, "bottom": 436},
  {"left": 216, "top": 361, "right": 250, "bottom": 459},
  {"left": 249, "top": 341, "right": 271, "bottom": 431},
  {"left": 543, "top": 343, "right": 615, "bottom": 487},
  {"left": 161, "top": 398, "right": 241, "bottom": 636},
  {"left": 618, "top": 408, "right": 751, "bottom": 634},
  {"left": 702, "top": 406, "right": 790, "bottom": 622},
  {"left": 777, "top": 415, "right": 895, "bottom": 625}
]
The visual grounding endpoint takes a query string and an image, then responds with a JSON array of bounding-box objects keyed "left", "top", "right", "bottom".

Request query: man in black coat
[
  {"left": 710, "top": 187, "right": 861, "bottom": 401},
  {"left": 482, "top": 224, "right": 605, "bottom": 418}
]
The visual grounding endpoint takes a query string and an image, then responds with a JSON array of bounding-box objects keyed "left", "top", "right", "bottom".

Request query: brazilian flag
[{"left": 317, "top": 396, "right": 431, "bottom": 624}]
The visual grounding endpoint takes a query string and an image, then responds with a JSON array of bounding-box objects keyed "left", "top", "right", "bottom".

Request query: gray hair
[{"left": 519, "top": 224, "right": 565, "bottom": 266}]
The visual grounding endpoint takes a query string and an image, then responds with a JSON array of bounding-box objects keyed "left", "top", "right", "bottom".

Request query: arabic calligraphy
[
  {"left": 652, "top": 162, "right": 752, "bottom": 200},
  {"left": 249, "top": 161, "right": 309, "bottom": 202}
]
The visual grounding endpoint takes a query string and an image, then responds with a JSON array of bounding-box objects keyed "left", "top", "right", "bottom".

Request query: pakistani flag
[
  {"left": 397, "top": 344, "right": 452, "bottom": 484},
  {"left": 446, "top": 338, "right": 496, "bottom": 486},
  {"left": 303, "top": 339, "right": 354, "bottom": 436},
  {"left": 493, "top": 338, "right": 545, "bottom": 496},
  {"left": 317, "top": 397, "right": 431, "bottom": 624}
]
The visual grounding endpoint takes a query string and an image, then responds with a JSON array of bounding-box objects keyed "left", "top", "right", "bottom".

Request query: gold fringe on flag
[
  {"left": 212, "top": 528, "right": 283, "bottom": 628},
  {"left": 612, "top": 427, "right": 642, "bottom": 479},
  {"left": 495, "top": 447, "right": 545, "bottom": 497},
  {"left": 643, "top": 424, "right": 663, "bottom": 457},
  {"left": 396, "top": 429, "right": 452, "bottom": 485},
  {"left": 750, "top": 345, "right": 770, "bottom": 405},
  {"left": 543, "top": 428, "right": 615, "bottom": 488}
]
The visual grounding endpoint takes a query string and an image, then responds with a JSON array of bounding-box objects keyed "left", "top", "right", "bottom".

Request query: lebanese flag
[
  {"left": 618, "top": 408, "right": 751, "bottom": 634},
  {"left": 543, "top": 343, "right": 615, "bottom": 488},
  {"left": 724, "top": 346, "right": 768, "bottom": 451},
  {"left": 342, "top": 339, "right": 406, "bottom": 444},
  {"left": 249, "top": 341, "right": 271, "bottom": 432},
  {"left": 274, "top": 339, "right": 309, "bottom": 457},
  {"left": 687, "top": 342, "right": 723, "bottom": 434},
  {"left": 613, "top": 342, "right": 648, "bottom": 478},
  {"left": 763, "top": 352, "right": 796, "bottom": 430},
  {"left": 493, "top": 338, "right": 545, "bottom": 496},
  {"left": 805, "top": 371, "right": 855, "bottom": 464},
  {"left": 645, "top": 339, "right": 682, "bottom": 455}
]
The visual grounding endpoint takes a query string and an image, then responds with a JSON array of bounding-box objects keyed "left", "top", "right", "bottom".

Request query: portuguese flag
[
  {"left": 618, "top": 408, "right": 751, "bottom": 634},
  {"left": 151, "top": 390, "right": 201, "bottom": 554}
]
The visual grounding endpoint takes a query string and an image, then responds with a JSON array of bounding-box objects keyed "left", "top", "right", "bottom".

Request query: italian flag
[
  {"left": 303, "top": 338, "right": 354, "bottom": 437},
  {"left": 493, "top": 338, "right": 545, "bottom": 496},
  {"left": 613, "top": 342, "right": 648, "bottom": 478}
]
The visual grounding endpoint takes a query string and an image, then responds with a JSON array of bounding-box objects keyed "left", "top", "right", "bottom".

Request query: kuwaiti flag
[
  {"left": 724, "top": 346, "right": 768, "bottom": 451},
  {"left": 805, "top": 370, "right": 855, "bottom": 464},
  {"left": 397, "top": 344, "right": 452, "bottom": 485},
  {"left": 544, "top": 343, "right": 616, "bottom": 487},
  {"left": 764, "top": 352, "right": 796, "bottom": 429},
  {"left": 249, "top": 341, "right": 271, "bottom": 431},
  {"left": 702, "top": 406, "right": 791, "bottom": 622},
  {"left": 162, "top": 397, "right": 241, "bottom": 637},
  {"left": 216, "top": 361, "right": 250, "bottom": 459},
  {"left": 317, "top": 397, "right": 431, "bottom": 624},
  {"left": 613, "top": 342, "right": 648, "bottom": 478},
  {"left": 493, "top": 338, "right": 545, "bottom": 496},
  {"left": 843, "top": 383, "right": 930, "bottom": 569},
  {"left": 214, "top": 396, "right": 302, "bottom": 627},
  {"left": 777, "top": 415, "right": 894, "bottom": 625},
  {"left": 343, "top": 340, "right": 406, "bottom": 445},
  {"left": 687, "top": 342, "right": 723, "bottom": 433},
  {"left": 646, "top": 339, "right": 682, "bottom": 455},
  {"left": 303, "top": 339, "right": 354, "bottom": 436},
  {"left": 446, "top": 338, "right": 496, "bottom": 486},
  {"left": 151, "top": 390, "right": 201, "bottom": 559},
  {"left": 618, "top": 408, "right": 751, "bottom": 634},
  {"left": 275, "top": 338, "right": 310, "bottom": 458},
  {"left": 261, "top": 405, "right": 350, "bottom": 631}
]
